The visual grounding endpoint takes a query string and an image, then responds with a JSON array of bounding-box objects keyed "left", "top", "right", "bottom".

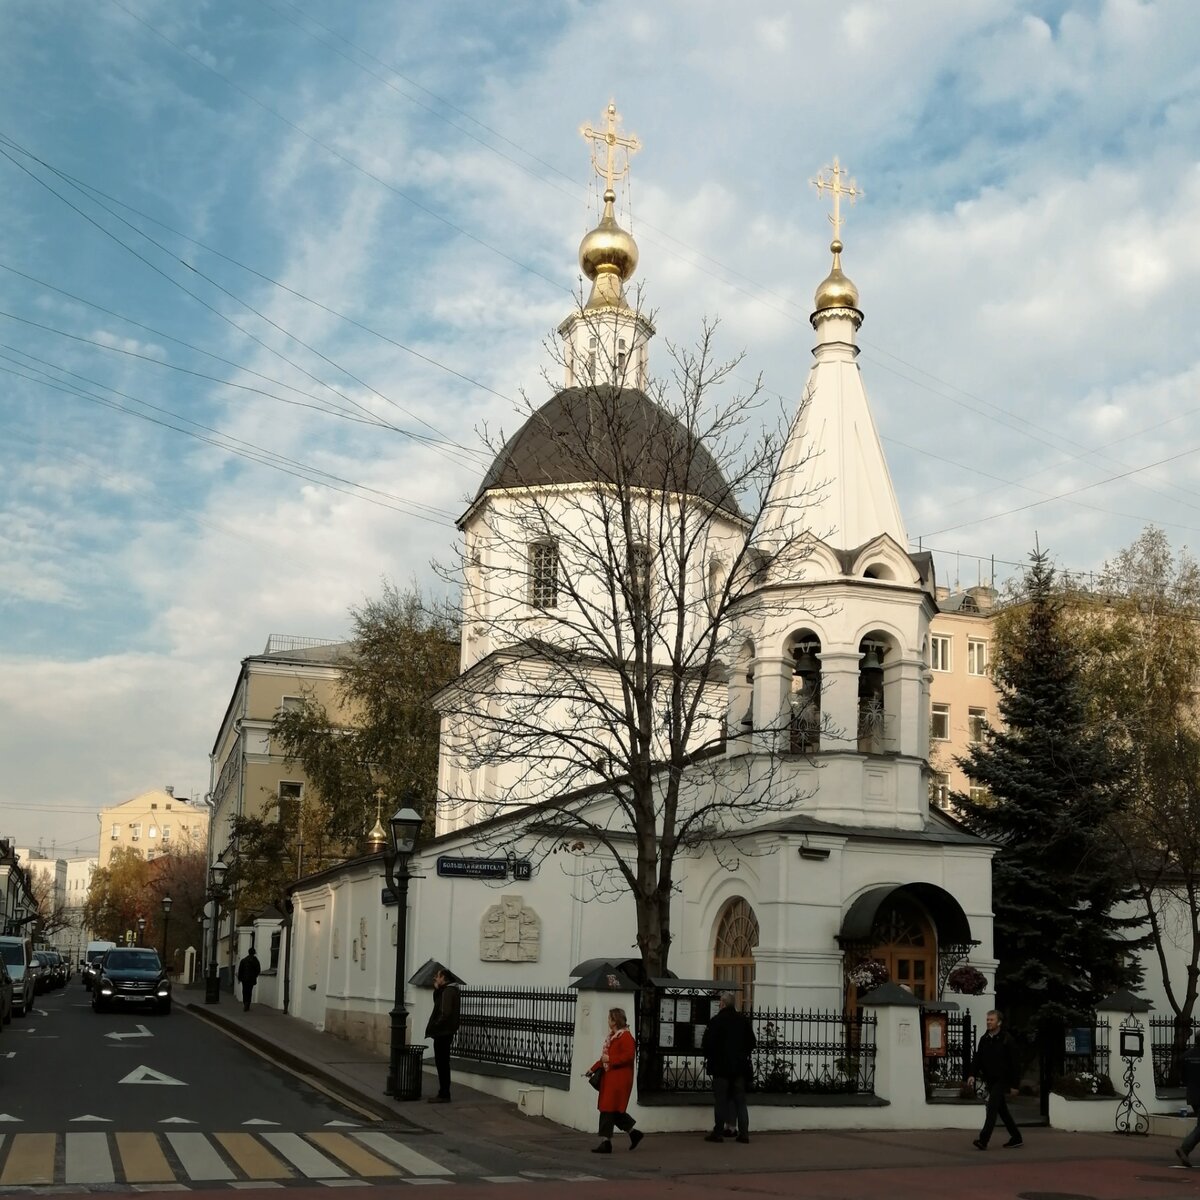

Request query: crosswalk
[{"left": 0, "top": 1128, "right": 474, "bottom": 1188}]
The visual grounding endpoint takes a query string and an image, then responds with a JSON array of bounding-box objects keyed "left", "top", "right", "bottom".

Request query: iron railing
[
  {"left": 1150, "top": 1015, "right": 1199, "bottom": 1090},
  {"left": 455, "top": 986, "right": 577, "bottom": 1077},
  {"left": 638, "top": 991, "right": 876, "bottom": 1096}
]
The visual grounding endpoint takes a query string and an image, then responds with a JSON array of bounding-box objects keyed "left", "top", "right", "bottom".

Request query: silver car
[{"left": 0, "top": 937, "right": 35, "bottom": 1017}]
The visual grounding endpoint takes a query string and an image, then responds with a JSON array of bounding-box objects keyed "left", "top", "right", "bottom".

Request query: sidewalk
[{"left": 184, "top": 992, "right": 1192, "bottom": 1187}]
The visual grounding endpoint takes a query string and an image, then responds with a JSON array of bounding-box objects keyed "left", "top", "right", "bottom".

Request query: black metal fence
[
  {"left": 1150, "top": 1015, "right": 1199, "bottom": 1090},
  {"left": 638, "top": 988, "right": 876, "bottom": 1097},
  {"left": 454, "top": 986, "right": 577, "bottom": 1077}
]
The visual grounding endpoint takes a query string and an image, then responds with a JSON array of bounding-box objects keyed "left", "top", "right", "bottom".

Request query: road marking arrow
[
  {"left": 120, "top": 1066, "right": 185, "bottom": 1086},
  {"left": 0, "top": 1115, "right": 23, "bottom": 1122},
  {"left": 159, "top": 1117, "right": 196, "bottom": 1124},
  {"left": 33, "top": 1008, "right": 48, "bottom": 1017},
  {"left": 106, "top": 1024, "right": 152, "bottom": 1041},
  {"left": 1, "top": 1052, "right": 14, "bottom": 1059},
  {"left": 324, "top": 1121, "right": 359, "bottom": 1127},
  {"left": 242, "top": 1119, "right": 279, "bottom": 1126},
  {"left": 70, "top": 1115, "right": 113, "bottom": 1123}
]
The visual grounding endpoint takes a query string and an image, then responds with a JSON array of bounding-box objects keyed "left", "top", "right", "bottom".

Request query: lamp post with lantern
[
  {"left": 136, "top": 915, "right": 146, "bottom": 946},
  {"left": 204, "top": 855, "right": 229, "bottom": 1004},
  {"left": 374, "top": 798, "right": 422, "bottom": 1098}
]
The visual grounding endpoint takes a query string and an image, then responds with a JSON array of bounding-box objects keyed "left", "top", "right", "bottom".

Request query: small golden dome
[
  {"left": 579, "top": 188, "right": 638, "bottom": 300},
  {"left": 814, "top": 239, "right": 860, "bottom": 311}
]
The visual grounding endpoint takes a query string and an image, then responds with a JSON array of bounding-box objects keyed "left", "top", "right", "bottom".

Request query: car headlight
[
  {"left": 156, "top": 983, "right": 170, "bottom": 995},
  {"left": 100, "top": 980, "right": 114, "bottom": 995}
]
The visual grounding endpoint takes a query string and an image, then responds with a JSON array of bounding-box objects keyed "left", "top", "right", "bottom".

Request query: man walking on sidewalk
[
  {"left": 1175, "top": 1032, "right": 1200, "bottom": 1167},
  {"left": 425, "top": 968, "right": 460, "bottom": 1103},
  {"left": 236, "top": 947, "right": 261, "bottom": 1012},
  {"left": 968, "top": 1010, "right": 1023, "bottom": 1150}
]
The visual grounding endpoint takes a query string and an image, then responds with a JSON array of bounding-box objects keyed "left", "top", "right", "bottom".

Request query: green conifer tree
[{"left": 954, "top": 547, "right": 1143, "bottom": 1041}]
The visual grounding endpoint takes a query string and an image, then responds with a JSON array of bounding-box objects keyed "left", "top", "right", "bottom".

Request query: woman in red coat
[{"left": 588, "top": 1007, "right": 644, "bottom": 1153}]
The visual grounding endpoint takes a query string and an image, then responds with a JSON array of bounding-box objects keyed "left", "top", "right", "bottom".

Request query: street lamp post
[
  {"left": 381, "top": 804, "right": 422, "bottom": 1098},
  {"left": 161, "top": 895, "right": 172, "bottom": 966},
  {"left": 205, "top": 856, "right": 229, "bottom": 1005},
  {"left": 136, "top": 916, "right": 146, "bottom": 946}
]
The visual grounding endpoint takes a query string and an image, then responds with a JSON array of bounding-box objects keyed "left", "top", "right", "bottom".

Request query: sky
[{"left": 3, "top": 0, "right": 1200, "bottom": 855}]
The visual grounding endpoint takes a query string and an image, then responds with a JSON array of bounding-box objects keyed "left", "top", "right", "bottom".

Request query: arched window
[{"left": 713, "top": 897, "right": 759, "bottom": 1010}]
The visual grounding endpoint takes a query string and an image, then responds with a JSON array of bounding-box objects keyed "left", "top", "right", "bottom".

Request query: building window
[
  {"left": 161, "top": 826, "right": 171, "bottom": 843},
  {"left": 110, "top": 824, "right": 119, "bottom": 841},
  {"left": 968, "top": 639, "right": 988, "bottom": 676},
  {"left": 130, "top": 823, "right": 141, "bottom": 842},
  {"left": 148, "top": 825, "right": 157, "bottom": 839},
  {"left": 615, "top": 337, "right": 628, "bottom": 382},
  {"left": 278, "top": 782, "right": 302, "bottom": 830},
  {"left": 629, "top": 542, "right": 651, "bottom": 604},
  {"left": 587, "top": 336, "right": 597, "bottom": 381},
  {"left": 931, "top": 703, "right": 950, "bottom": 741},
  {"left": 529, "top": 540, "right": 559, "bottom": 609},
  {"left": 929, "top": 772, "right": 950, "bottom": 808},
  {"left": 713, "top": 897, "right": 759, "bottom": 1012},
  {"left": 968, "top": 707, "right": 987, "bottom": 744},
  {"left": 968, "top": 785, "right": 989, "bottom": 804},
  {"left": 930, "top": 635, "right": 951, "bottom": 672},
  {"left": 280, "top": 695, "right": 304, "bottom": 713}
]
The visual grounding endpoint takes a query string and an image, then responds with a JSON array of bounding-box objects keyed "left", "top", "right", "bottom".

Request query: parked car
[
  {"left": 82, "top": 940, "right": 116, "bottom": 990},
  {"left": 0, "top": 960, "right": 13, "bottom": 1025},
  {"left": 30, "top": 951, "right": 53, "bottom": 993},
  {"left": 92, "top": 948, "right": 171, "bottom": 1015},
  {"left": 0, "top": 937, "right": 35, "bottom": 1016},
  {"left": 45, "top": 950, "right": 67, "bottom": 988}
]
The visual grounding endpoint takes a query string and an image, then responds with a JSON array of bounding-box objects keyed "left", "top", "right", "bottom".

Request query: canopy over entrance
[{"left": 838, "top": 882, "right": 973, "bottom": 947}]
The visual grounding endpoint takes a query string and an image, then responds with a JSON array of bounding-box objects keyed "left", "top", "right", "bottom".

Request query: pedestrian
[
  {"left": 700, "top": 990, "right": 756, "bottom": 1143},
  {"left": 967, "top": 1009, "right": 1023, "bottom": 1150},
  {"left": 236, "top": 947, "right": 260, "bottom": 1013},
  {"left": 587, "top": 1007, "right": 643, "bottom": 1153},
  {"left": 424, "top": 967, "right": 460, "bottom": 1103},
  {"left": 1175, "top": 1032, "right": 1200, "bottom": 1168}
]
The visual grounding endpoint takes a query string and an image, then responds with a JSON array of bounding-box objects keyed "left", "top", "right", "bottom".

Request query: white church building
[{"left": 283, "top": 113, "right": 998, "bottom": 1054}]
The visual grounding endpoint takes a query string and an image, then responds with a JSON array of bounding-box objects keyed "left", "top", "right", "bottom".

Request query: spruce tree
[{"left": 954, "top": 547, "right": 1143, "bottom": 1039}]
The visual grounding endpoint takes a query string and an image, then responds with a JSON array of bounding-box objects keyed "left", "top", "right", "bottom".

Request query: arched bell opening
[
  {"left": 785, "top": 630, "right": 822, "bottom": 755},
  {"left": 729, "top": 638, "right": 756, "bottom": 740},
  {"left": 857, "top": 631, "right": 898, "bottom": 753}
]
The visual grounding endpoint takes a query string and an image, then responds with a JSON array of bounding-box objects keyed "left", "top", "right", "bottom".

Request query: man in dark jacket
[
  {"left": 424, "top": 968, "right": 460, "bottom": 1103},
  {"left": 700, "top": 990, "right": 757, "bottom": 1143},
  {"left": 968, "top": 1010, "right": 1023, "bottom": 1149},
  {"left": 1176, "top": 1032, "right": 1200, "bottom": 1168},
  {"left": 236, "top": 948, "right": 261, "bottom": 1012}
]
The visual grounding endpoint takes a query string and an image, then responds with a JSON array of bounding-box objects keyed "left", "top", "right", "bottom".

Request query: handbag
[{"left": 588, "top": 1067, "right": 603, "bottom": 1091}]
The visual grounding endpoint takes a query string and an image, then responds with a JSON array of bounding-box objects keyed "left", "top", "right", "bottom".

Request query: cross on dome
[
  {"left": 812, "top": 157, "right": 863, "bottom": 243},
  {"left": 811, "top": 157, "right": 864, "bottom": 315},
  {"left": 580, "top": 100, "right": 642, "bottom": 197}
]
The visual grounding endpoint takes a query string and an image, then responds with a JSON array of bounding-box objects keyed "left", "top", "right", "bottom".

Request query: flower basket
[
  {"left": 947, "top": 964, "right": 987, "bottom": 995},
  {"left": 847, "top": 958, "right": 889, "bottom": 990}
]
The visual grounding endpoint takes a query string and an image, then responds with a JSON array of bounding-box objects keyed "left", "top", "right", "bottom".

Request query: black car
[{"left": 91, "top": 948, "right": 171, "bottom": 1015}]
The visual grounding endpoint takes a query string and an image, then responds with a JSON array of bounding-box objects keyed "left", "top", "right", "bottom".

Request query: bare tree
[
  {"left": 29, "top": 865, "right": 70, "bottom": 939},
  {"left": 436, "top": 305, "right": 831, "bottom": 980}
]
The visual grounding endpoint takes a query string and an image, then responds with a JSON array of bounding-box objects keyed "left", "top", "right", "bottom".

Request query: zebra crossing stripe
[
  {"left": 0, "top": 1132, "right": 54, "bottom": 1185},
  {"left": 65, "top": 1131, "right": 115, "bottom": 1184},
  {"left": 261, "top": 1132, "right": 348, "bottom": 1178},
  {"left": 350, "top": 1131, "right": 454, "bottom": 1176},
  {"left": 116, "top": 1132, "right": 174, "bottom": 1183},
  {"left": 307, "top": 1131, "right": 397, "bottom": 1177},
  {"left": 166, "top": 1131, "right": 236, "bottom": 1181},
  {"left": 215, "top": 1132, "right": 294, "bottom": 1179}
]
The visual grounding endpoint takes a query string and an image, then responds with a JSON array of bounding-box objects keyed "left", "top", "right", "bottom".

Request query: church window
[
  {"left": 587, "top": 337, "right": 597, "bottom": 381},
  {"left": 529, "top": 540, "right": 560, "bottom": 609},
  {"left": 713, "top": 897, "right": 758, "bottom": 1010},
  {"left": 967, "top": 639, "right": 988, "bottom": 675},
  {"left": 706, "top": 558, "right": 725, "bottom": 614},
  {"left": 615, "top": 337, "right": 628, "bottom": 382},
  {"left": 628, "top": 542, "right": 651, "bottom": 604},
  {"left": 930, "top": 703, "right": 950, "bottom": 741},
  {"left": 968, "top": 707, "right": 987, "bottom": 744},
  {"left": 930, "top": 635, "right": 951, "bottom": 672},
  {"left": 929, "top": 773, "right": 950, "bottom": 808}
]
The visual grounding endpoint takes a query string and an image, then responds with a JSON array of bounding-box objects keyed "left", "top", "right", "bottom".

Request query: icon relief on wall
[{"left": 480, "top": 894, "right": 542, "bottom": 962}]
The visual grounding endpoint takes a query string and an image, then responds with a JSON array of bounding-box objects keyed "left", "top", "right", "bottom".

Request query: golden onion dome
[
  {"left": 579, "top": 188, "right": 638, "bottom": 290},
  {"left": 813, "top": 239, "right": 860, "bottom": 311}
]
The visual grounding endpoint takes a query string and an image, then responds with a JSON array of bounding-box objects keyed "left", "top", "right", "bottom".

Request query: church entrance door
[{"left": 869, "top": 895, "right": 936, "bottom": 1001}]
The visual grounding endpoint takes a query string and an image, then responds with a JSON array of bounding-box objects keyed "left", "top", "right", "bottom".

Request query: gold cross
[
  {"left": 812, "top": 158, "right": 863, "bottom": 242},
  {"left": 580, "top": 100, "right": 641, "bottom": 193}
]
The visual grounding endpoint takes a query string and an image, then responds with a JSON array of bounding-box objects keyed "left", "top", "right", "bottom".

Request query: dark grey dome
[{"left": 475, "top": 386, "right": 742, "bottom": 518}]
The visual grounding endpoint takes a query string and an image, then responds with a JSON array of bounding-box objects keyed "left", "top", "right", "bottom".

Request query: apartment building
[
  {"left": 97, "top": 787, "right": 209, "bottom": 869},
  {"left": 927, "top": 585, "right": 999, "bottom": 810}
]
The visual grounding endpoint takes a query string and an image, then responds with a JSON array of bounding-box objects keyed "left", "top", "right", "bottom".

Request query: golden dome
[
  {"left": 813, "top": 239, "right": 860, "bottom": 311},
  {"left": 579, "top": 188, "right": 638, "bottom": 309}
]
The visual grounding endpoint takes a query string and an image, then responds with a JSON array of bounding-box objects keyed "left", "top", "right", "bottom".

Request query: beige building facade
[
  {"left": 97, "top": 788, "right": 209, "bottom": 869},
  {"left": 927, "top": 586, "right": 999, "bottom": 809}
]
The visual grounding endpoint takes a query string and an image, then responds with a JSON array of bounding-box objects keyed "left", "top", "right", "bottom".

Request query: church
[{"left": 285, "top": 105, "right": 998, "bottom": 1039}]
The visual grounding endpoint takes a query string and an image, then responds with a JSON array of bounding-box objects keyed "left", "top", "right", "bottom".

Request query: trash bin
[{"left": 391, "top": 1044, "right": 425, "bottom": 1101}]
